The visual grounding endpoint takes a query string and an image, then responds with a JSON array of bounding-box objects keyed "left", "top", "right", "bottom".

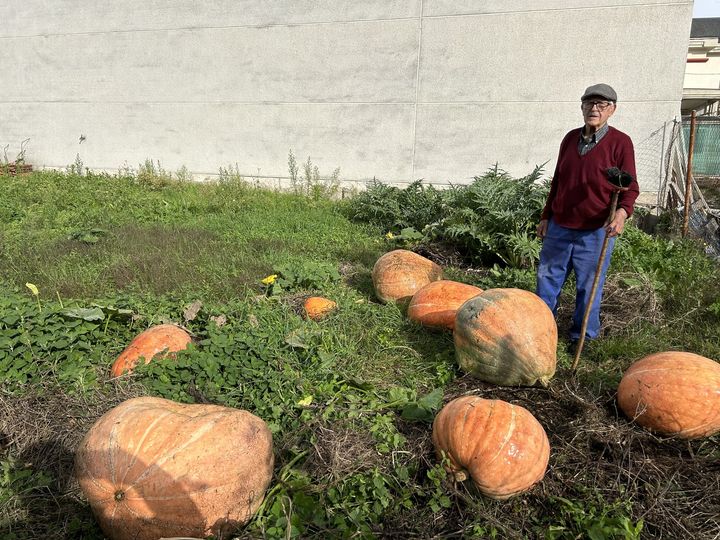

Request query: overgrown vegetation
[
  {"left": 347, "top": 165, "right": 549, "bottom": 269},
  {"left": 1, "top": 166, "right": 719, "bottom": 539}
]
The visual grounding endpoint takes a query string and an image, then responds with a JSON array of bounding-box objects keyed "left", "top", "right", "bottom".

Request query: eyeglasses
[{"left": 582, "top": 100, "right": 613, "bottom": 111}]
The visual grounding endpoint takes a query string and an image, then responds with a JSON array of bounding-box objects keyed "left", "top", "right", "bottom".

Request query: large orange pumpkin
[
  {"left": 432, "top": 396, "right": 550, "bottom": 499},
  {"left": 75, "top": 396, "right": 274, "bottom": 540},
  {"left": 617, "top": 351, "right": 720, "bottom": 438},
  {"left": 407, "top": 280, "right": 483, "bottom": 330},
  {"left": 304, "top": 296, "right": 337, "bottom": 321},
  {"left": 372, "top": 249, "right": 443, "bottom": 305},
  {"left": 454, "top": 288, "right": 557, "bottom": 386},
  {"left": 110, "top": 324, "right": 192, "bottom": 377}
]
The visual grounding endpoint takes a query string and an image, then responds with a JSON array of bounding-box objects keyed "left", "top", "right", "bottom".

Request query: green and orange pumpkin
[{"left": 454, "top": 288, "right": 557, "bottom": 386}]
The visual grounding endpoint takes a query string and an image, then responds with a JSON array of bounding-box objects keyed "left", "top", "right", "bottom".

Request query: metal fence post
[{"left": 682, "top": 111, "right": 697, "bottom": 238}]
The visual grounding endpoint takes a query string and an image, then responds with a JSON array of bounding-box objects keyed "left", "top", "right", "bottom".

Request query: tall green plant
[
  {"left": 346, "top": 165, "right": 549, "bottom": 268},
  {"left": 426, "top": 165, "right": 549, "bottom": 268},
  {"left": 287, "top": 149, "right": 340, "bottom": 200},
  {"left": 345, "top": 179, "right": 446, "bottom": 232}
]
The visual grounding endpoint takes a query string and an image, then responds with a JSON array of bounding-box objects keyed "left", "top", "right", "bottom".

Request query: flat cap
[{"left": 581, "top": 83, "right": 617, "bottom": 102}]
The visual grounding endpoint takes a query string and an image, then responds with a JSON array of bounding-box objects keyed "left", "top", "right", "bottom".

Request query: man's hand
[
  {"left": 605, "top": 208, "right": 627, "bottom": 237},
  {"left": 536, "top": 219, "right": 548, "bottom": 239}
]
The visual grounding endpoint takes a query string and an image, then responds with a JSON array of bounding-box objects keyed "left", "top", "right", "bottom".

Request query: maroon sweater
[{"left": 541, "top": 126, "right": 639, "bottom": 230}]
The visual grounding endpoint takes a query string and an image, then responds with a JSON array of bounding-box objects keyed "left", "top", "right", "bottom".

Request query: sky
[{"left": 694, "top": 0, "right": 720, "bottom": 17}]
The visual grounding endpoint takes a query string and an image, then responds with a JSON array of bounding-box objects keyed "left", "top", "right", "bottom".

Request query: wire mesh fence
[
  {"left": 683, "top": 115, "right": 720, "bottom": 178},
  {"left": 633, "top": 122, "right": 669, "bottom": 194},
  {"left": 657, "top": 117, "right": 720, "bottom": 259}
]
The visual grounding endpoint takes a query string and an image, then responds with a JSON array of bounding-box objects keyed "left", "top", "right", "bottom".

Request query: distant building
[{"left": 683, "top": 18, "right": 720, "bottom": 115}]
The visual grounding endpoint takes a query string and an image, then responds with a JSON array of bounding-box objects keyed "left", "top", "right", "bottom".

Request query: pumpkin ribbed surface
[
  {"left": 408, "top": 280, "right": 483, "bottom": 330},
  {"left": 75, "top": 396, "right": 274, "bottom": 540},
  {"left": 454, "top": 288, "right": 557, "bottom": 386},
  {"left": 110, "top": 324, "right": 191, "bottom": 377},
  {"left": 432, "top": 396, "right": 550, "bottom": 499},
  {"left": 372, "top": 249, "right": 443, "bottom": 305},
  {"left": 617, "top": 351, "right": 720, "bottom": 439},
  {"left": 304, "top": 296, "right": 337, "bottom": 321}
]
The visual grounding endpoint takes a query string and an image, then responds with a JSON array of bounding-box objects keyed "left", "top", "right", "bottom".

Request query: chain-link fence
[
  {"left": 656, "top": 117, "right": 720, "bottom": 259},
  {"left": 633, "top": 122, "right": 669, "bottom": 194},
  {"left": 683, "top": 115, "right": 720, "bottom": 178}
]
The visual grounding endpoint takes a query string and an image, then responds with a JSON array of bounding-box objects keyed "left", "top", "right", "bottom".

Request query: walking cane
[{"left": 571, "top": 167, "right": 634, "bottom": 371}]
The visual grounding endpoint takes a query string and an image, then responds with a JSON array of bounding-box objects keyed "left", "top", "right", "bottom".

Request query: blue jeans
[{"left": 536, "top": 219, "right": 615, "bottom": 340}]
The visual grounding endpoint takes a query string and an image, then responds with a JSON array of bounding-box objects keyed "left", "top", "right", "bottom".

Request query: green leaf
[
  {"left": 620, "top": 276, "right": 643, "bottom": 288},
  {"left": 344, "top": 377, "right": 373, "bottom": 391},
  {"left": 400, "top": 403, "right": 434, "bottom": 422},
  {"left": 62, "top": 307, "right": 105, "bottom": 321},
  {"left": 93, "top": 304, "right": 134, "bottom": 319},
  {"left": 416, "top": 388, "right": 444, "bottom": 411},
  {"left": 284, "top": 330, "right": 309, "bottom": 349},
  {"left": 297, "top": 395, "right": 313, "bottom": 407}
]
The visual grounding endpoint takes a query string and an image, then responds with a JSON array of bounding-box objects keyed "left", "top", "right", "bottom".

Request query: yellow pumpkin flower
[
  {"left": 385, "top": 232, "right": 395, "bottom": 239},
  {"left": 261, "top": 274, "right": 278, "bottom": 285}
]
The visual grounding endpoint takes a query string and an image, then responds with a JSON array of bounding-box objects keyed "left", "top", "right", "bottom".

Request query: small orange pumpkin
[
  {"left": 454, "top": 288, "right": 557, "bottom": 386},
  {"left": 432, "top": 396, "right": 550, "bottom": 499},
  {"left": 304, "top": 296, "right": 337, "bottom": 320},
  {"left": 407, "top": 280, "right": 482, "bottom": 330},
  {"left": 617, "top": 351, "right": 720, "bottom": 438},
  {"left": 372, "top": 249, "right": 443, "bottom": 305},
  {"left": 75, "top": 396, "right": 274, "bottom": 540},
  {"left": 110, "top": 324, "right": 192, "bottom": 377}
]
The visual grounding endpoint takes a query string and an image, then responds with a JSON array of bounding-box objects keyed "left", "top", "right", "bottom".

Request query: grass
[
  {"left": 1, "top": 169, "right": 719, "bottom": 539},
  {"left": 0, "top": 171, "right": 380, "bottom": 300}
]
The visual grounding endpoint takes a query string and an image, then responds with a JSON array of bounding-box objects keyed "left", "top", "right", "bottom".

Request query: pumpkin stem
[
  {"left": 452, "top": 470, "right": 468, "bottom": 483},
  {"left": 114, "top": 490, "right": 125, "bottom": 502}
]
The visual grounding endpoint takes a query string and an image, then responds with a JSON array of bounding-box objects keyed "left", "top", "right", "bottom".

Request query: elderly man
[{"left": 536, "top": 83, "right": 639, "bottom": 346}]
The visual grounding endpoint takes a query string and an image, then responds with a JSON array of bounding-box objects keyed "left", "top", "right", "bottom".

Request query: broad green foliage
[
  {"left": 347, "top": 166, "right": 549, "bottom": 268},
  {"left": 345, "top": 179, "right": 446, "bottom": 233},
  {"left": 426, "top": 165, "right": 548, "bottom": 268},
  {"left": 262, "top": 261, "right": 342, "bottom": 296},
  {"left": 613, "top": 224, "right": 720, "bottom": 314},
  {"left": 544, "top": 495, "right": 643, "bottom": 540},
  {"left": 0, "top": 294, "right": 104, "bottom": 392}
]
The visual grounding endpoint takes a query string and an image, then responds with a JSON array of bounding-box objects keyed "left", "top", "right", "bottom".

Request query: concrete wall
[{"left": 1, "top": 1, "right": 693, "bottom": 191}]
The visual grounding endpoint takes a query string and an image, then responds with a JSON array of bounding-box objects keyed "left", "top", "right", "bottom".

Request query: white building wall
[
  {"left": 0, "top": 1, "right": 693, "bottom": 191},
  {"left": 685, "top": 38, "right": 720, "bottom": 90}
]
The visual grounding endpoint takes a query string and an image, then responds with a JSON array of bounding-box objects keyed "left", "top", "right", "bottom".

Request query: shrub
[
  {"left": 347, "top": 165, "right": 549, "bottom": 269},
  {"left": 612, "top": 224, "right": 720, "bottom": 315},
  {"left": 425, "top": 165, "right": 548, "bottom": 268},
  {"left": 345, "top": 179, "right": 446, "bottom": 232}
]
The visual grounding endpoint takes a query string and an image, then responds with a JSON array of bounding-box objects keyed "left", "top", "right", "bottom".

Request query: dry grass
[
  {"left": 0, "top": 383, "right": 146, "bottom": 538},
  {"left": 423, "top": 375, "right": 720, "bottom": 539}
]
